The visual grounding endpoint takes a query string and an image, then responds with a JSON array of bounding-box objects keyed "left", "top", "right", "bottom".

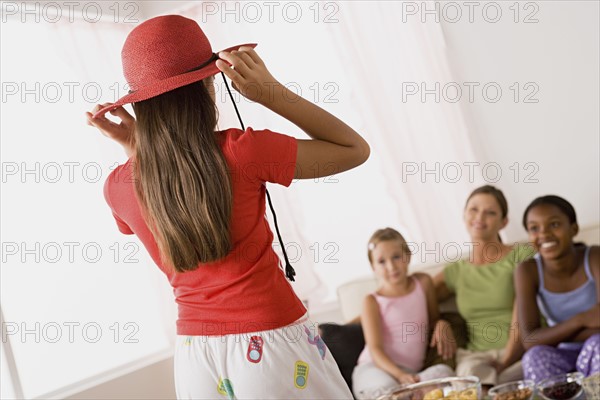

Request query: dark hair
[
  {"left": 522, "top": 195, "right": 577, "bottom": 229},
  {"left": 465, "top": 185, "right": 508, "bottom": 218}
]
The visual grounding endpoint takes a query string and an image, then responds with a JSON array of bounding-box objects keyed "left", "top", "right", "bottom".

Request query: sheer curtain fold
[
  {"left": 325, "top": 2, "right": 477, "bottom": 254},
  {"left": 47, "top": 19, "right": 178, "bottom": 343}
]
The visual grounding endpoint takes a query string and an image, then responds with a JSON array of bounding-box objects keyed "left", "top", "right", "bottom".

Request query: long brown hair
[{"left": 131, "top": 78, "right": 233, "bottom": 273}]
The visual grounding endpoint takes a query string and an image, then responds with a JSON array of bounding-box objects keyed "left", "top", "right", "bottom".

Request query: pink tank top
[{"left": 357, "top": 277, "right": 429, "bottom": 372}]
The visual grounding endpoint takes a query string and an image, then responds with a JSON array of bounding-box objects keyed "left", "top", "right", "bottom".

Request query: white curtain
[
  {"left": 1, "top": 15, "right": 173, "bottom": 399},
  {"left": 324, "top": 2, "right": 479, "bottom": 255}
]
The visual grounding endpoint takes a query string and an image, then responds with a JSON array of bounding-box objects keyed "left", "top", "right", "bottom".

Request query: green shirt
[{"left": 444, "top": 243, "right": 535, "bottom": 351}]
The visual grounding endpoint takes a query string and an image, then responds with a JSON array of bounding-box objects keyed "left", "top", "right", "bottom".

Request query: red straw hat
[{"left": 93, "top": 15, "right": 256, "bottom": 118}]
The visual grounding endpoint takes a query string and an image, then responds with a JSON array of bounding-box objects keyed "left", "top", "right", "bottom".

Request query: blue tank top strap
[
  {"left": 534, "top": 252, "right": 545, "bottom": 291},
  {"left": 583, "top": 246, "right": 594, "bottom": 281}
]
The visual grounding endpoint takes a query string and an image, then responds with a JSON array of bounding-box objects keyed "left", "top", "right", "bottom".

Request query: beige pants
[{"left": 455, "top": 348, "right": 523, "bottom": 386}]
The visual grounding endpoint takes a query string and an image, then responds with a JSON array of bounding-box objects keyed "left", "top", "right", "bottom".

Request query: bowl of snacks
[
  {"left": 581, "top": 373, "right": 600, "bottom": 399},
  {"left": 488, "top": 379, "right": 535, "bottom": 400},
  {"left": 376, "top": 376, "right": 481, "bottom": 400},
  {"left": 537, "top": 372, "right": 584, "bottom": 400}
]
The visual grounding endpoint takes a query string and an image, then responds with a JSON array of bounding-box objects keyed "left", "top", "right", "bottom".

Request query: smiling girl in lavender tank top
[{"left": 515, "top": 195, "right": 600, "bottom": 384}]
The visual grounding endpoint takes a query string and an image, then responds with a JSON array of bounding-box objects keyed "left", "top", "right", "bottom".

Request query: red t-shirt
[{"left": 103, "top": 127, "right": 306, "bottom": 336}]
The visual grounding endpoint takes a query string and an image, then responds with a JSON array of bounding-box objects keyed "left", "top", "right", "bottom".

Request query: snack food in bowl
[
  {"left": 581, "top": 373, "right": 600, "bottom": 399},
  {"left": 375, "top": 376, "right": 480, "bottom": 400},
  {"left": 537, "top": 372, "right": 584, "bottom": 400},
  {"left": 488, "top": 380, "right": 535, "bottom": 400}
]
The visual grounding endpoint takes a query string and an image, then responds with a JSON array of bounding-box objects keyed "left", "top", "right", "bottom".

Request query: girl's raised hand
[
  {"left": 216, "top": 47, "right": 280, "bottom": 105},
  {"left": 430, "top": 319, "right": 457, "bottom": 360},
  {"left": 86, "top": 103, "right": 136, "bottom": 151}
]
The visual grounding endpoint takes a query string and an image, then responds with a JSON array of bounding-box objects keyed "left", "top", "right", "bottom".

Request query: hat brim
[{"left": 92, "top": 43, "right": 257, "bottom": 119}]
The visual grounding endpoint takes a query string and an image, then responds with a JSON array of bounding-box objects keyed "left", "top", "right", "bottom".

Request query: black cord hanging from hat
[{"left": 219, "top": 70, "right": 296, "bottom": 283}]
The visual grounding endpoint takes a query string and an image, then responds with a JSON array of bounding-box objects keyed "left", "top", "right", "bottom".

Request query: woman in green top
[{"left": 434, "top": 185, "right": 535, "bottom": 389}]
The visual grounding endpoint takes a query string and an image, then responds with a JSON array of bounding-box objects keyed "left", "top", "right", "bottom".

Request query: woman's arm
[
  {"left": 433, "top": 269, "right": 453, "bottom": 302},
  {"left": 361, "top": 294, "right": 419, "bottom": 385},
  {"left": 498, "top": 300, "right": 525, "bottom": 371},
  {"left": 515, "top": 260, "right": 587, "bottom": 350},
  {"left": 418, "top": 273, "right": 456, "bottom": 360},
  {"left": 216, "top": 48, "right": 370, "bottom": 180},
  {"left": 418, "top": 273, "right": 440, "bottom": 327}
]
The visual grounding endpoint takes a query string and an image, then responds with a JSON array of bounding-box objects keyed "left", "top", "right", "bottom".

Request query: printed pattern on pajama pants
[
  {"left": 522, "top": 333, "right": 600, "bottom": 383},
  {"left": 173, "top": 313, "right": 354, "bottom": 400}
]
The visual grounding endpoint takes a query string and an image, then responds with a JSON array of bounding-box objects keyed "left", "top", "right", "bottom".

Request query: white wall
[{"left": 440, "top": 0, "right": 599, "bottom": 240}]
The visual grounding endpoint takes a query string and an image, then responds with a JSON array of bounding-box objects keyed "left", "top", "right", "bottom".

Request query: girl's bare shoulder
[
  {"left": 588, "top": 245, "right": 600, "bottom": 278},
  {"left": 412, "top": 272, "right": 434, "bottom": 287}
]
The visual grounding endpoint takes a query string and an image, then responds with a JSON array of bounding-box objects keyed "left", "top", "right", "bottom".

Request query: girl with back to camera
[
  {"left": 352, "top": 228, "right": 457, "bottom": 400},
  {"left": 85, "top": 15, "right": 369, "bottom": 399},
  {"left": 515, "top": 195, "right": 599, "bottom": 383},
  {"left": 433, "top": 185, "right": 535, "bottom": 390}
]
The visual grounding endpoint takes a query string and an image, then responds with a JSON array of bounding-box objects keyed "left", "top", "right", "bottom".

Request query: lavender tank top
[
  {"left": 356, "top": 277, "right": 429, "bottom": 372},
  {"left": 536, "top": 246, "right": 597, "bottom": 350}
]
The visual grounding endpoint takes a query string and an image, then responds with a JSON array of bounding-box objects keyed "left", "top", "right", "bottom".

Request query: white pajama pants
[{"left": 174, "top": 313, "right": 353, "bottom": 399}]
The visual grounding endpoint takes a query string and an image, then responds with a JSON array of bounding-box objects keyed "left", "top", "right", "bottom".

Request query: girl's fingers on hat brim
[
  {"left": 108, "top": 106, "right": 135, "bottom": 123},
  {"left": 233, "top": 51, "right": 256, "bottom": 69},
  {"left": 91, "top": 103, "right": 114, "bottom": 119},
  {"left": 85, "top": 111, "right": 95, "bottom": 126},
  {"left": 218, "top": 51, "right": 251, "bottom": 76},
  {"left": 216, "top": 59, "right": 243, "bottom": 81},
  {"left": 237, "top": 47, "right": 263, "bottom": 65}
]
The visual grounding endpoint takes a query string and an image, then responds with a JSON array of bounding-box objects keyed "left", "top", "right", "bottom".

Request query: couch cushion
[{"left": 319, "top": 323, "right": 364, "bottom": 392}]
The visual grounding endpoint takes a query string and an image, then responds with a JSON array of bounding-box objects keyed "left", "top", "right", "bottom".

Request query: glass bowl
[
  {"left": 488, "top": 379, "right": 536, "bottom": 400},
  {"left": 376, "top": 376, "right": 481, "bottom": 400},
  {"left": 581, "top": 373, "right": 600, "bottom": 399},
  {"left": 537, "top": 372, "right": 584, "bottom": 400}
]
